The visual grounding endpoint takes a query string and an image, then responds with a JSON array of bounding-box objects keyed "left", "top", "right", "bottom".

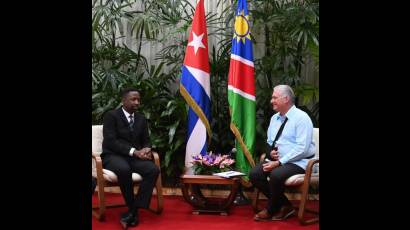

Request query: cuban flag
[{"left": 179, "top": 0, "right": 211, "bottom": 175}]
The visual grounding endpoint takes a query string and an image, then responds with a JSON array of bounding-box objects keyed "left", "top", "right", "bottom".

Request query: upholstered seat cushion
[
  {"left": 102, "top": 169, "right": 143, "bottom": 183},
  {"left": 285, "top": 173, "right": 319, "bottom": 186}
]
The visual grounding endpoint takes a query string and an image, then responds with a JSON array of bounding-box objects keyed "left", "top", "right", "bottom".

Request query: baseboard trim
[{"left": 99, "top": 187, "right": 319, "bottom": 201}]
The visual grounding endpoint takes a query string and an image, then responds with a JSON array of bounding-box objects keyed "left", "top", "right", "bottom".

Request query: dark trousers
[
  {"left": 102, "top": 154, "right": 160, "bottom": 215},
  {"left": 250, "top": 162, "right": 304, "bottom": 213}
]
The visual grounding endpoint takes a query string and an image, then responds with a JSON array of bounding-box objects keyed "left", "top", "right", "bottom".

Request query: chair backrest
[
  {"left": 312, "top": 128, "right": 319, "bottom": 174},
  {"left": 92, "top": 125, "right": 104, "bottom": 156},
  {"left": 313, "top": 128, "right": 319, "bottom": 158},
  {"left": 92, "top": 125, "right": 103, "bottom": 178}
]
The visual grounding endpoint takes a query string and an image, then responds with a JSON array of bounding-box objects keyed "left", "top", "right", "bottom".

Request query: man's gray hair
[{"left": 274, "top": 85, "right": 295, "bottom": 104}]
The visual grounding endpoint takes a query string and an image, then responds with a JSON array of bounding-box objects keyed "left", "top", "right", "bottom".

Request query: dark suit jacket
[{"left": 101, "top": 107, "right": 150, "bottom": 158}]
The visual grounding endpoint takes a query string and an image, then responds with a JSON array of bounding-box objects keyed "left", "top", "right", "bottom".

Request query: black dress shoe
[{"left": 120, "top": 213, "right": 138, "bottom": 229}]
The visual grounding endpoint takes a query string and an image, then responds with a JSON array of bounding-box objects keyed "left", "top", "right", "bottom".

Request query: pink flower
[{"left": 191, "top": 152, "right": 235, "bottom": 174}]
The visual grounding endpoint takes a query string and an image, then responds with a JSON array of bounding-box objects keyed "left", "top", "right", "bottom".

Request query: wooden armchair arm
[
  {"left": 150, "top": 151, "right": 163, "bottom": 213},
  {"left": 92, "top": 153, "right": 103, "bottom": 169},
  {"left": 303, "top": 158, "right": 319, "bottom": 182},
  {"left": 92, "top": 151, "right": 99, "bottom": 158},
  {"left": 92, "top": 153, "right": 105, "bottom": 184},
  {"left": 151, "top": 151, "right": 161, "bottom": 167}
]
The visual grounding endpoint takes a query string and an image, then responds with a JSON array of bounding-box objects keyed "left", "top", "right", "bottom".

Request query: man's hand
[
  {"left": 141, "top": 147, "right": 152, "bottom": 160},
  {"left": 270, "top": 149, "right": 279, "bottom": 161},
  {"left": 133, "top": 149, "right": 145, "bottom": 159},
  {"left": 262, "top": 161, "right": 281, "bottom": 172},
  {"left": 133, "top": 147, "right": 152, "bottom": 160}
]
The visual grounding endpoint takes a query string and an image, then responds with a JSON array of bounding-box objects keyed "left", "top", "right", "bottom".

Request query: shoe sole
[
  {"left": 271, "top": 209, "right": 295, "bottom": 221},
  {"left": 254, "top": 216, "right": 273, "bottom": 222}
]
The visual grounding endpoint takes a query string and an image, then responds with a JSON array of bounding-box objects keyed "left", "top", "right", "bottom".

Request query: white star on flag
[{"left": 187, "top": 32, "right": 205, "bottom": 55}]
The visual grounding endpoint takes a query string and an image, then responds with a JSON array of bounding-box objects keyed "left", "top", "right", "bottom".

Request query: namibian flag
[{"left": 228, "top": 0, "right": 256, "bottom": 181}]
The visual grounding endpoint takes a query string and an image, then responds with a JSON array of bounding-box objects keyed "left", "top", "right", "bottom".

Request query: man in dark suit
[{"left": 101, "top": 88, "right": 160, "bottom": 229}]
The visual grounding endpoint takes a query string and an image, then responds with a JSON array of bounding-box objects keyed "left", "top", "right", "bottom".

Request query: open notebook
[{"left": 213, "top": 171, "right": 245, "bottom": 178}]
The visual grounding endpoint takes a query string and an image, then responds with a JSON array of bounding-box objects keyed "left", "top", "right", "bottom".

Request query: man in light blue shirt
[{"left": 251, "top": 85, "right": 316, "bottom": 221}]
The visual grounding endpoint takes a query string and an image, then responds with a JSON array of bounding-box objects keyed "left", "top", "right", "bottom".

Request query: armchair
[
  {"left": 252, "top": 128, "right": 319, "bottom": 225},
  {"left": 92, "top": 125, "right": 163, "bottom": 220}
]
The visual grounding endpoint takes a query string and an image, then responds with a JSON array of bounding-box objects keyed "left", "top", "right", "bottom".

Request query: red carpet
[{"left": 92, "top": 193, "right": 319, "bottom": 230}]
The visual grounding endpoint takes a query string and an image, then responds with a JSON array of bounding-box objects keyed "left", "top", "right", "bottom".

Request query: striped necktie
[{"left": 129, "top": 114, "right": 134, "bottom": 130}]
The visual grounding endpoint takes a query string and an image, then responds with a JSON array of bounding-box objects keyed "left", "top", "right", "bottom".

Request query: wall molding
[{"left": 100, "top": 187, "right": 319, "bottom": 201}]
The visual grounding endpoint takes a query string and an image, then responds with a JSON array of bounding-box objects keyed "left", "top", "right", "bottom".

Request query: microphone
[{"left": 229, "top": 148, "right": 237, "bottom": 158}]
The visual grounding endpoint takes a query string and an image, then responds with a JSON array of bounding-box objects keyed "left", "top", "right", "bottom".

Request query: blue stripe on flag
[
  {"left": 236, "top": 0, "right": 249, "bottom": 15},
  {"left": 231, "top": 38, "right": 254, "bottom": 61},
  {"left": 186, "top": 108, "right": 198, "bottom": 141},
  {"left": 181, "top": 65, "right": 211, "bottom": 121}
]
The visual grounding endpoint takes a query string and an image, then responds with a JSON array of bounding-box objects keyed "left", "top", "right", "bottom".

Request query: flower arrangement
[{"left": 191, "top": 151, "right": 235, "bottom": 175}]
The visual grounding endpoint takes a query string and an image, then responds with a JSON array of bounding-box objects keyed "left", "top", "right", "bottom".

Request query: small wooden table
[{"left": 180, "top": 175, "right": 240, "bottom": 215}]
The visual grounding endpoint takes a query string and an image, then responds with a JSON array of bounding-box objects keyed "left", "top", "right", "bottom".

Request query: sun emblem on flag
[{"left": 233, "top": 10, "right": 251, "bottom": 44}]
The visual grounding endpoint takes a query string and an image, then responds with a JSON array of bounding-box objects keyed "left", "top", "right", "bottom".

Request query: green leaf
[
  {"left": 164, "top": 150, "right": 172, "bottom": 167},
  {"left": 168, "top": 121, "right": 180, "bottom": 144}
]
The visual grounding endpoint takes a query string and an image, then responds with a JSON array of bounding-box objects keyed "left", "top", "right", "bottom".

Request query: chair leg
[
  {"left": 92, "top": 186, "right": 106, "bottom": 221},
  {"left": 251, "top": 189, "right": 260, "bottom": 213},
  {"left": 148, "top": 174, "right": 163, "bottom": 214},
  {"left": 154, "top": 174, "right": 164, "bottom": 214},
  {"left": 297, "top": 187, "right": 319, "bottom": 225}
]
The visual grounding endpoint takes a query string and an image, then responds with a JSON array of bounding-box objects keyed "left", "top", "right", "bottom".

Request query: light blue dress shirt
[{"left": 267, "top": 105, "right": 316, "bottom": 170}]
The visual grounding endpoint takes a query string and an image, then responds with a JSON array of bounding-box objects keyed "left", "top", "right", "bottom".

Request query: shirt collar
[
  {"left": 276, "top": 114, "right": 286, "bottom": 122},
  {"left": 276, "top": 105, "right": 296, "bottom": 121},
  {"left": 284, "top": 105, "right": 296, "bottom": 120},
  {"left": 122, "top": 107, "right": 134, "bottom": 119}
]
